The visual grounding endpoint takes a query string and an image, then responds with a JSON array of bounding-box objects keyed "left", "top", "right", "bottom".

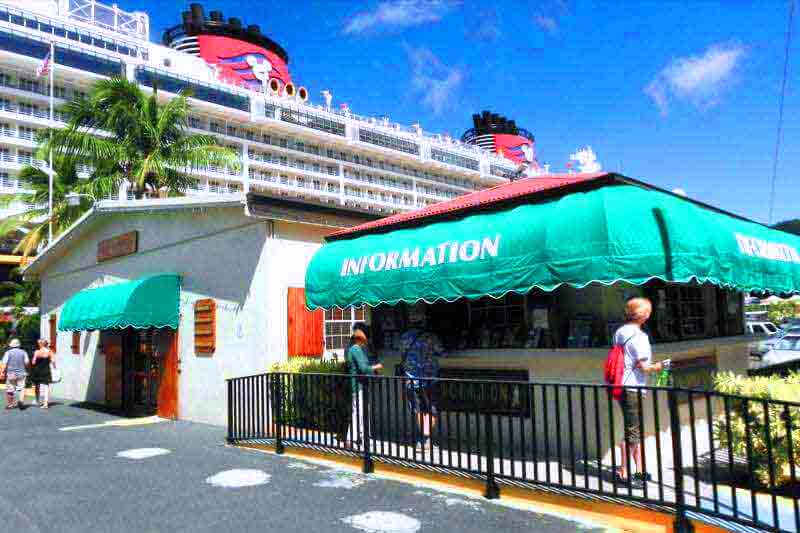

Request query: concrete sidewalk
[{"left": 0, "top": 401, "right": 609, "bottom": 533}]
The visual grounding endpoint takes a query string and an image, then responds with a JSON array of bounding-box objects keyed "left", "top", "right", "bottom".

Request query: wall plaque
[
  {"left": 437, "top": 368, "right": 530, "bottom": 417},
  {"left": 97, "top": 231, "right": 138, "bottom": 263},
  {"left": 194, "top": 298, "right": 216, "bottom": 355}
]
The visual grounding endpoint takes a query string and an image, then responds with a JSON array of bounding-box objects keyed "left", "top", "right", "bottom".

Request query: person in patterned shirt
[{"left": 399, "top": 302, "right": 445, "bottom": 452}]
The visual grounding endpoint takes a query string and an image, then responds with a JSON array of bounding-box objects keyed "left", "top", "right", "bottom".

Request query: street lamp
[{"left": 65, "top": 192, "right": 96, "bottom": 207}]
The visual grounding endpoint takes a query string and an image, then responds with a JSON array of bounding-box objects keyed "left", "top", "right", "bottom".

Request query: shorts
[
  {"left": 618, "top": 391, "right": 642, "bottom": 445},
  {"left": 406, "top": 385, "right": 437, "bottom": 415},
  {"left": 6, "top": 373, "right": 25, "bottom": 393}
]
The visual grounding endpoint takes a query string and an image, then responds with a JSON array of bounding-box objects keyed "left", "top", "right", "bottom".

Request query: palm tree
[
  {"left": 0, "top": 272, "right": 40, "bottom": 312},
  {"left": 0, "top": 155, "right": 94, "bottom": 257},
  {"left": 40, "top": 77, "right": 239, "bottom": 197}
]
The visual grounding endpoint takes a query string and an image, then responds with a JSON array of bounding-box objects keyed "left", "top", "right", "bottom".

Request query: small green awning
[
  {"left": 58, "top": 274, "right": 181, "bottom": 331},
  {"left": 305, "top": 184, "right": 800, "bottom": 309}
]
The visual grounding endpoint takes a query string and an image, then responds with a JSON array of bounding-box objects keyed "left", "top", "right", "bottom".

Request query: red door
[{"left": 157, "top": 331, "right": 179, "bottom": 419}]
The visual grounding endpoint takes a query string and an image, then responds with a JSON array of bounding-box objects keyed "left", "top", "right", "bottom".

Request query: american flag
[{"left": 36, "top": 50, "right": 51, "bottom": 78}]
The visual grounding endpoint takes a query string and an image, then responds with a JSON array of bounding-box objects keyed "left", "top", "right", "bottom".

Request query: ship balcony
[{"left": 0, "top": 129, "right": 38, "bottom": 149}]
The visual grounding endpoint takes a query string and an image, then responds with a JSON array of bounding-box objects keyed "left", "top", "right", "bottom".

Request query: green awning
[
  {"left": 305, "top": 184, "right": 800, "bottom": 309},
  {"left": 58, "top": 274, "right": 181, "bottom": 331}
]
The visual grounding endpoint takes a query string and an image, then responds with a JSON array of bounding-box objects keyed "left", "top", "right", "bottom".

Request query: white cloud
[
  {"left": 343, "top": 0, "right": 460, "bottom": 35},
  {"left": 533, "top": 14, "right": 558, "bottom": 34},
  {"left": 405, "top": 45, "right": 465, "bottom": 115},
  {"left": 645, "top": 42, "right": 746, "bottom": 114}
]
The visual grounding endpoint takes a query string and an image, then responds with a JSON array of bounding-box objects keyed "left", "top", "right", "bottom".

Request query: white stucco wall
[{"left": 37, "top": 205, "right": 335, "bottom": 426}]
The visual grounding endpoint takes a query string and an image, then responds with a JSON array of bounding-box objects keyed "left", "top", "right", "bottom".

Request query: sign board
[
  {"left": 670, "top": 354, "right": 718, "bottom": 392},
  {"left": 437, "top": 368, "right": 530, "bottom": 417},
  {"left": 97, "top": 231, "right": 138, "bottom": 263}
]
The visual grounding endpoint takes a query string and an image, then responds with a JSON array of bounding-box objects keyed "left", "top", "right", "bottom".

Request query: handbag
[{"left": 50, "top": 364, "right": 62, "bottom": 384}]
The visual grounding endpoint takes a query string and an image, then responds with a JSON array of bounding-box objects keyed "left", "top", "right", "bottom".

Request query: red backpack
[{"left": 604, "top": 335, "right": 635, "bottom": 400}]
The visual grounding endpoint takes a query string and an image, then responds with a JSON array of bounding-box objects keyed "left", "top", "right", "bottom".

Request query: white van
[{"left": 747, "top": 321, "right": 780, "bottom": 358}]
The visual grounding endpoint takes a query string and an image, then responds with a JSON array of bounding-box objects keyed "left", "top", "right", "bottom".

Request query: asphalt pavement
[{"left": 0, "top": 401, "right": 607, "bottom": 533}]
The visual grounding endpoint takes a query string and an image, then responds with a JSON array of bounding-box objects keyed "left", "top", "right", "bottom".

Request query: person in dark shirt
[{"left": 345, "top": 327, "right": 382, "bottom": 448}]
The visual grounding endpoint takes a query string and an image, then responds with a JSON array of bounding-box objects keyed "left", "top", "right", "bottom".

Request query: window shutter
[
  {"left": 49, "top": 314, "right": 57, "bottom": 352},
  {"left": 194, "top": 299, "right": 216, "bottom": 355},
  {"left": 287, "top": 287, "right": 323, "bottom": 357},
  {"left": 71, "top": 331, "right": 80, "bottom": 355}
]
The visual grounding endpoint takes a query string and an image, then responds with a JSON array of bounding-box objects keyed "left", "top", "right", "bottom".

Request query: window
[
  {"left": 287, "top": 287, "right": 323, "bottom": 357},
  {"left": 71, "top": 331, "right": 80, "bottom": 355},
  {"left": 431, "top": 148, "right": 480, "bottom": 171},
  {"left": 134, "top": 67, "right": 249, "bottom": 112},
  {"left": 279, "top": 108, "right": 346, "bottom": 137},
  {"left": 324, "top": 306, "right": 366, "bottom": 351},
  {"left": 358, "top": 128, "right": 420, "bottom": 156},
  {"left": 765, "top": 323, "right": 778, "bottom": 334}
]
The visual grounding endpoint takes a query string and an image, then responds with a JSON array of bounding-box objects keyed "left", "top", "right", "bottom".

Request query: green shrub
[
  {"left": 713, "top": 372, "right": 800, "bottom": 486},
  {"left": 269, "top": 358, "right": 350, "bottom": 437},
  {"left": 768, "top": 301, "right": 798, "bottom": 324},
  {"left": 269, "top": 358, "right": 346, "bottom": 374}
]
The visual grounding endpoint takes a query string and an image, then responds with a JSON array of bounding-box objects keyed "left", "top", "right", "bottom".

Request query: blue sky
[{"left": 128, "top": 0, "right": 797, "bottom": 224}]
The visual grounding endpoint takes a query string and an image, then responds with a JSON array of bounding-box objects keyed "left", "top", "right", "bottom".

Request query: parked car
[
  {"left": 746, "top": 321, "right": 780, "bottom": 357},
  {"left": 746, "top": 321, "right": 780, "bottom": 336},
  {"left": 780, "top": 318, "right": 800, "bottom": 329},
  {"left": 761, "top": 334, "right": 800, "bottom": 367}
]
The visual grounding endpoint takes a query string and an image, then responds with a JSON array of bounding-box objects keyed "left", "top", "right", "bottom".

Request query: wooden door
[
  {"left": 287, "top": 287, "right": 324, "bottom": 357},
  {"left": 103, "top": 332, "right": 123, "bottom": 409},
  {"left": 157, "top": 330, "right": 179, "bottom": 419}
]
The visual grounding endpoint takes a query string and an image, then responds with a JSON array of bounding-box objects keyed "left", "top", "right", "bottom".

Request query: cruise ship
[{"left": 0, "top": 0, "right": 547, "bottom": 221}]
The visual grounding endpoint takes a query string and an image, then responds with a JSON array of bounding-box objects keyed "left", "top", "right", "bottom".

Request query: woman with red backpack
[{"left": 612, "top": 297, "right": 666, "bottom": 489}]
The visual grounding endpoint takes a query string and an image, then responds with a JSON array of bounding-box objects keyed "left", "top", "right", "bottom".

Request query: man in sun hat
[{"left": 2, "top": 338, "right": 30, "bottom": 409}]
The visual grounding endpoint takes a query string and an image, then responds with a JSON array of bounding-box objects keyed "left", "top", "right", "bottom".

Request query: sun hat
[{"left": 8, "top": 338, "right": 20, "bottom": 348}]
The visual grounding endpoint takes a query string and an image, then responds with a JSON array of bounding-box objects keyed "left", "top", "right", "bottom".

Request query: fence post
[
  {"left": 362, "top": 378, "right": 375, "bottom": 474},
  {"left": 226, "top": 378, "right": 233, "bottom": 444},
  {"left": 668, "top": 388, "right": 694, "bottom": 533},
  {"left": 275, "top": 373, "right": 285, "bottom": 455},
  {"left": 484, "top": 411, "right": 500, "bottom": 499}
]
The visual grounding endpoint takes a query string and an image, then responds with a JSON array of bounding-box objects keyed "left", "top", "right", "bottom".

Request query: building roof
[
  {"left": 24, "top": 195, "right": 245, "bottom": 277},
  {"left": 326, "top": 173, "right": 611, "bottom": 241}
]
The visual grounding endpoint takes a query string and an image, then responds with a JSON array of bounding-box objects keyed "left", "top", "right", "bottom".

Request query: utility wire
[{"left": 769, "top": 0, "right": 795, "bottom": 225}]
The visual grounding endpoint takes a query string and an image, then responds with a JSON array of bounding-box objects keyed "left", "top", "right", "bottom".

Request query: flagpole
[{"left": 48, "top": 40, "right": 54, "bottom": 244}]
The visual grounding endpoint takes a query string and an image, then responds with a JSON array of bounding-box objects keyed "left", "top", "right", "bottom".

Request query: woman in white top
[{"left": 614, "top": 297, "right": 664, "bottom": 488}]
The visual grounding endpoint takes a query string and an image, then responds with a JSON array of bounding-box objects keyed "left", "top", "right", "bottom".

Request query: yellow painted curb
[{"left": 234, "top": 443, "right": 730, "bottom": 533}]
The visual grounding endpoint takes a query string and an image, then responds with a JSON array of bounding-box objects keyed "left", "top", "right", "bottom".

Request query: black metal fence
[{"left": 227, "top": 372, "right": 800, "bottom": 533}]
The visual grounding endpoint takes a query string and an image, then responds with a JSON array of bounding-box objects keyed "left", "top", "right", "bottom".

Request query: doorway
[{"left": 120, "top": 327, "right": 179, "bottom": 419}]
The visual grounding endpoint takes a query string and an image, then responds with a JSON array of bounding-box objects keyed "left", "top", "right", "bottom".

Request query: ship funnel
[
  {"left": 189, "top": 3, "right": 204, "bottom": 24},
  {"left": 297, "top": 86, "right": 309, "bottom": 102}
]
